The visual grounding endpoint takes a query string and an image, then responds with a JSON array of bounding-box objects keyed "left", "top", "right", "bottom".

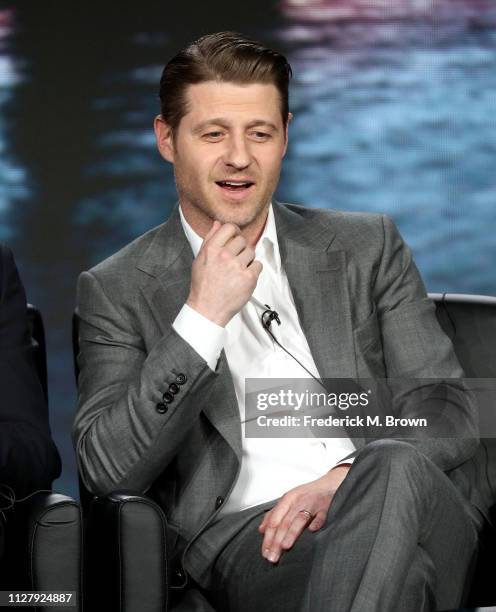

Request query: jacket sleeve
[
  {"left": 73, "top": 270, "right": 218, "bottom": 495},
  {"left": 0, "top": 245, "right": 61, "bottom": 497},
  {"left": 370, "top": 215, "right": 478, "bottom": 471}
]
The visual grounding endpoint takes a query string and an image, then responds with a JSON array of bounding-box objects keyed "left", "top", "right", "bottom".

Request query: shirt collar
[
  {"left": 178, "top": 205, "right": 203, "bottom": 258},
  {"left": 178, "top": 203, "right": 282, "bottom": 275}
]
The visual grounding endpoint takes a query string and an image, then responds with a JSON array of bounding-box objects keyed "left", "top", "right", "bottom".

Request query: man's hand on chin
[{"left": 258, "top": 464, "right": 351, "bottom": 564}]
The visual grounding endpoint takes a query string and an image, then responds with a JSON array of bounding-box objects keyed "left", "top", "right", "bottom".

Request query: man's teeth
[{"left": 218, "top": 181, "right": 252, "bottom": 186}]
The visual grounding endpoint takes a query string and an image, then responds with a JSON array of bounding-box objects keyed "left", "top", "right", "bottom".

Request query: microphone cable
[
  {"left": 249, "top": 295, "right": 329, "bottom": 394},
  {"left": 0, "top": 484, "right": 56, "bottom": 526}
]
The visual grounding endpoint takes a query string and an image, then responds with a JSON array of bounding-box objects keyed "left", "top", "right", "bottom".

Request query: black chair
[
  {"left": 0, "top": 305, "right": 83, "bottom": 611},
  {"left": 430, "top": 294, "right": 496, "bottom": 609},
  {"left": 73, "top": 294, "right": 496, "bottom": 611},
  {"left": 83, "top": 491, "right": 169, "bottom": 611}
]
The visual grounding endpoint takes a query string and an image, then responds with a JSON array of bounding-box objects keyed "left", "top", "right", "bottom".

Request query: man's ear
[
  {"left": 154, "top": 115, "right": 175, "bottom": 163},
  {"left": 282, "top": 112, "right": 293, "bottom": 157}
]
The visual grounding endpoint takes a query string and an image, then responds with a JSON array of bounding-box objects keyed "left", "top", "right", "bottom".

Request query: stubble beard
[
  {"left": 214, "top": 197, "right": 269, "bottom": 230},
  {"left": 177, "top": 180, "right": 273, "bottom": 232}
]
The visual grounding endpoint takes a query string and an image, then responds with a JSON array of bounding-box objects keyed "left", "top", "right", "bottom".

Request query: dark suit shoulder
[
  {"left": 0, "top": 243, "right": 13, "bottom": 261},
  {"left": 0, "top": 243, "right": 16, "bottom": 297},
  {"left": 0, "top": 243, "right": 31, "bottom": 348}
]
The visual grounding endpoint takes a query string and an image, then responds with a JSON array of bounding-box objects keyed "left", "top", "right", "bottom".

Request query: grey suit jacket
[{"left": 73, "top": 202, "right": 483, "bottom": 582}]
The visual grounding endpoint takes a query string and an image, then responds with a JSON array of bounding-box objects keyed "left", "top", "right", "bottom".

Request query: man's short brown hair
[{"left": 159, "top": 31, "right": 292, "bottom": 132}]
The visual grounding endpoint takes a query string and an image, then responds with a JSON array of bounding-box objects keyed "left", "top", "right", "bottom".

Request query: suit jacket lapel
[
  {"left": 136, "top": 206, "right": 194, "bottom": 333},
  {"left": 136, "top": 206, "right": 242, "bottom": 463},
  {"left": 273, "top": 202, "right": 358, "bottom": 381}
]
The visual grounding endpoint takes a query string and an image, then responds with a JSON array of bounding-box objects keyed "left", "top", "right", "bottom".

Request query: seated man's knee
[{"left": 356, "top": 439, "right": 425, "bottom": 472}]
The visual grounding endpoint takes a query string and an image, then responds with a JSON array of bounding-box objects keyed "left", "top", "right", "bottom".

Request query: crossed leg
[{"left": 207, "top": 440, "right": 481, "bottom": 612}]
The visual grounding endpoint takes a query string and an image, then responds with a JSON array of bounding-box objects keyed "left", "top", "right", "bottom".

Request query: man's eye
[
  {"left": 252, "top": 132, "right": 271, "bottom": 140},
  {"left": 204, "top": 131, "right": 223, "bottom": 139}
]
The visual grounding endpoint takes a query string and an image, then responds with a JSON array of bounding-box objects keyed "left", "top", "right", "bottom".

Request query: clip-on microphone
[
  {"left": 261, "top": 304, "right": 281, "bottom": 329},
  {"left": 256, "top": 301, "right": 328, "bottom": 392},
  {"left": 253, "top": 299, "right": 367, "bottom": 413}
]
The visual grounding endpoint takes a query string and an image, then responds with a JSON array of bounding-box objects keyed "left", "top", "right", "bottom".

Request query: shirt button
[
  {"left": 162, "top": 391, "right": 174, "bottom": 403},
  {"left": 156, "top": 403, "right": 168, "bottom": 414},
  {"left": 168, "top": 383, "right": 180, "bottom": 394},
  {"left": 215, "top": 496, "right": 224, "bottom": 510},
  {"left": 175, "top": 373, "right": 187, "bottom": 385}
]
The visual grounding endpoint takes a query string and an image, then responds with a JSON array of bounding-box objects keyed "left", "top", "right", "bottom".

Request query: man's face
[{"left": 155, "top": 81, "right": 290, "bottom": 237}]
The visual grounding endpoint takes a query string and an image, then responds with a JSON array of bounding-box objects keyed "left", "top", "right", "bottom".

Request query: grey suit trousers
[{"left": 178, "top": 440, "right": 483, "bottom": 612}]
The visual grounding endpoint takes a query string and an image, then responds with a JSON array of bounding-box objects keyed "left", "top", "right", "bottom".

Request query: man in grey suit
[{"left": 73, "top": 32, "right": 486, "bottom": 611}]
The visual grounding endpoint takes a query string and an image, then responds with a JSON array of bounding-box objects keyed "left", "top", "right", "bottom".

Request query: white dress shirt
[{"left": 173, "top": 204, "right": 355, "bottom": 516}]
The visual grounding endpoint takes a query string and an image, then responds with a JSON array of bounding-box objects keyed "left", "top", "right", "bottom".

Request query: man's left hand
[{"left": 258, "top": 464, "right": 351, "bottom": 563}]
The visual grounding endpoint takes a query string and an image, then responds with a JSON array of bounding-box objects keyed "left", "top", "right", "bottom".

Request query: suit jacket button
[
  {"left": 215, "top": 496, "right": 224, "bottom": 509},
  {"left": 171, "top": 566, "right": 186, "bottom": 587},
  {"left": 169, "top": 383, "right": 180, "bottom": 394},
  {"left": 162, "top": 391, "right": 174, "bottom": 403},
  {"left": 156, "top": 403, "right": 168, "bottom": 414},
  {"left": 175, "top": 373, "right": 187, "bottom": 385}
]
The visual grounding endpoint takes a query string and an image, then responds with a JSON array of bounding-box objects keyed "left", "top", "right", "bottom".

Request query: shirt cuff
[
  {"left": 333, "top": 457, "right": 355, "bottom": 469},
  {"left": 173, "top": 303, "right": 226, "bottom": 371}
]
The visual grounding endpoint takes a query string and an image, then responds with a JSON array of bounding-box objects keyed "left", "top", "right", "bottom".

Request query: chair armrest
[
  {"left": 0, "top": 491, "right": 82, "bottom": 610},
  {"left": 84, "top": 490, "right": 169, "bottom": 612}
]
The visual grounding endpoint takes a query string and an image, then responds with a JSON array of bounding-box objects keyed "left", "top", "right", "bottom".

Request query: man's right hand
[{"left": 186, "top": 220, "right": 263, "bottom": 327}]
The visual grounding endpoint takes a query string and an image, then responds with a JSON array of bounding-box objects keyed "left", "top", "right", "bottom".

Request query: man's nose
[{"left": 223, "top": 137, "right": 251, "bottom": 169}]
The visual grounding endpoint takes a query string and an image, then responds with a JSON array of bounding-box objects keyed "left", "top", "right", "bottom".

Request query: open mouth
[{"left": 215, "top": 180, "right": 255, "bottom": 192}]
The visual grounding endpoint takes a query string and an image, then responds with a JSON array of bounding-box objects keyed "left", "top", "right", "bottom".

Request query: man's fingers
[
  {"left": 205, "top": 222, "right": 240, "bottom": 248},
  {"left": 224, "top": 234, "right": 247, "bottom": 257},
  {"left": 198, "top": 220, "right": 222, "bottom": 254},
  {"left": 199, "top": 222, "right": 262, "bottom": 279},
  {"left": 262, "top": 506, "right": 306, "bottom": 563},
  {"left": 260, "top": 501, "right": 291, "bottom": 557},
  {"left": 263, "top": 500, "right": 291, "bottom": 535},
  {"left": 236, "top": 247, "right": 256, "bottom": 268},
  {"left": 248, "top": 259, "right": 263, "bottom": 277},
  {"left": 258, "top": 511, "right": 270, "bottom": 533},
  {"left": 307, "top": 510, "right": 327, "bottom": 532},
  {"left": 262, "top": 506, "right": 325, "bottom": 563},
  {"left": 261, "top": 516, "right": 278, "bottom": 555},
  {"left": 273, "top": 511, "right": 313, "bottom": 558},
  {"left": 258, "top": 477, "right": 336, "bottom": 564},
  {"left": 204, "top": 219, "right": 221, "bottom": 241}
]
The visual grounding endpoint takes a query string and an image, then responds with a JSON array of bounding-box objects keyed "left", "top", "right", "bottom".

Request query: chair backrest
[
  {"left": 430, "top": 292, "right": 496, "bottom": 522},
  {"left": 26, "top": 304, "right": 48, "bottom": 402},
  {"left": 429, "top": 294, "right": 496, "bottom": 605},
  {"left": 428, "top": 293, "right": 496, "bottom": 377}
]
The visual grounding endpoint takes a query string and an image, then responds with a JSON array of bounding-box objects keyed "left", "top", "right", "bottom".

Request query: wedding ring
[{"left": 299, "top": 509, "right": 313, "bottom": 520}]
